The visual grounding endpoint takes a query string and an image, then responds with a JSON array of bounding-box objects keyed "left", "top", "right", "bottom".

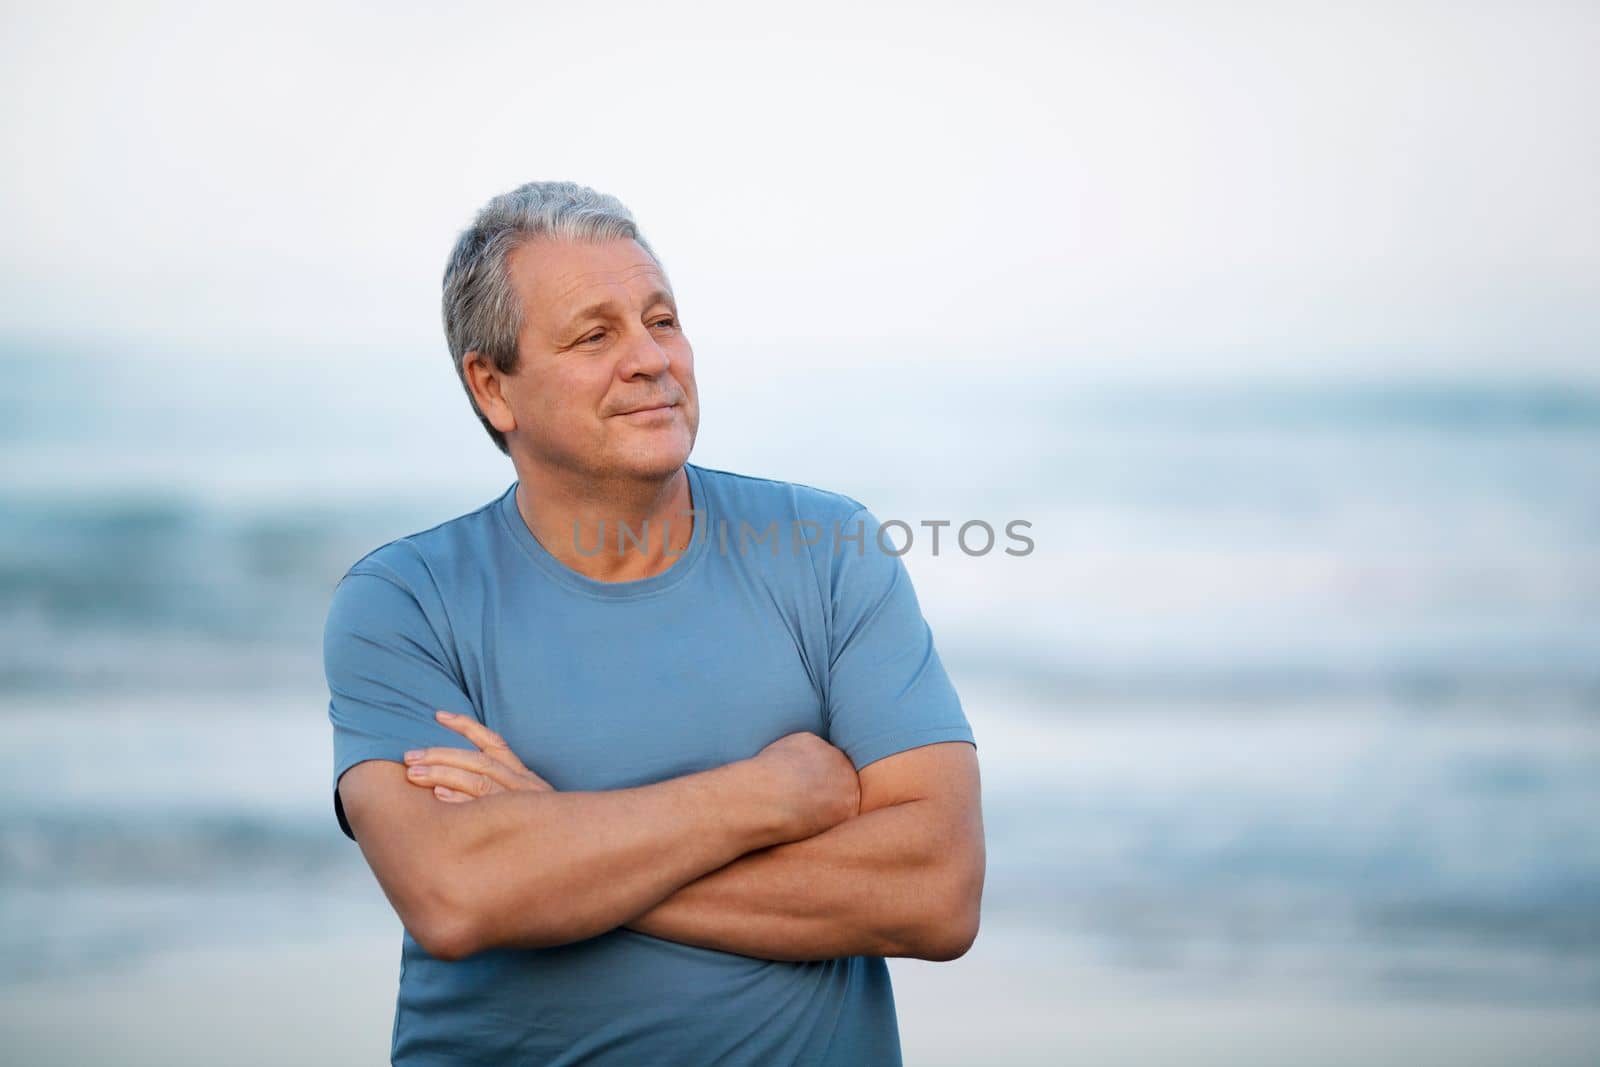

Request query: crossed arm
[
  {"left": 344, "top": 714, "right": 984, "bottom": 964},
  {"left": 621, "top": 739, "right": 984, "bottom": 961}
]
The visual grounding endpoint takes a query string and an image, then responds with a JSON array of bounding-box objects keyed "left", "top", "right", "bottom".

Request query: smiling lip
[{"left": 616, "top": 403, "right": 675, "bottom": 416}]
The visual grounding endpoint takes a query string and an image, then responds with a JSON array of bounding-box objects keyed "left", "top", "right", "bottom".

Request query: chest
[{"left": 472, "top": 579, "right": 827, "bottom": 792}]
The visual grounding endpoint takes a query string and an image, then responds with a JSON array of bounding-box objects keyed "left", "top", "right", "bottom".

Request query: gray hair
[{"left": 441, "top": 180, "right": 664, "bottom": 455}]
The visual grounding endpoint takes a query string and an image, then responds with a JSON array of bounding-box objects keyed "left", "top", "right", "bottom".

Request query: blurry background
[{"left": 2, "top": 1, "right": 1597, "bottom": 1064}]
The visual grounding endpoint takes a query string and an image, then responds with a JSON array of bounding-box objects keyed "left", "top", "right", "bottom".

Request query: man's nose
[{"left": 618, "top": 324, "right": 671, "bottom": 378}]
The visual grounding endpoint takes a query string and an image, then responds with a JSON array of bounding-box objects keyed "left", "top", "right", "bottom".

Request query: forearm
[
  {"left": 623, "top": 797, "right": 958, "bottom": 962},
  {"left": 441, "top": 760, "right": 782, "bottom": 956}
]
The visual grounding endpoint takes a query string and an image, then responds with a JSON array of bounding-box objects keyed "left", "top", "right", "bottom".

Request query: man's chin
[{"left": 609, "top": 439, "right": 693, "bottom": 481}]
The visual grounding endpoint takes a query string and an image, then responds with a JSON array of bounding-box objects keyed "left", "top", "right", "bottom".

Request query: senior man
[{"left": 325, "top": 180, "right": 984, "bottom": 1065}]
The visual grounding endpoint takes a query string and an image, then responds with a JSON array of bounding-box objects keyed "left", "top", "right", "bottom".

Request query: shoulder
[
  {"left": 688, "top": 463, "right": 896, "bottom": 608},
  {"left": 324, "top": 493, "right": 508, "bottom": 660},
  {"left": 336, "top": 486, "right": 511, "bottom": 597},
  {"left": 689, "top": 462, "right": 867, "bottom": 528},
  {"left": 339, "top": 483, "right": 508, "bottom": 585}
]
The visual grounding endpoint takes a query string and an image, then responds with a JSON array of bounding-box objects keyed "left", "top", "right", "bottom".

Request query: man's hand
[
  {"left": 401, "top": 710, "right": 554, "bottom": 800},
  {"left": 745, "top": 731, "right": 861, "bottom": 839}
]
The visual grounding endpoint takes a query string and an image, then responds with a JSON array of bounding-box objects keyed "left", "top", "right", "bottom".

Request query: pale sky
[{"left": 3, "top": 0, "right": 1597, "bottom": 381}]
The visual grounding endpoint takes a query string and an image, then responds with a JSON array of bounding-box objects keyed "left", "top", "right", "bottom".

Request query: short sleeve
[
  {"left": 324, "top": 567, "right": 482, "bottom": 841},
  {"left": 823, "top": 507, "right": 976, "bottom": 771}
]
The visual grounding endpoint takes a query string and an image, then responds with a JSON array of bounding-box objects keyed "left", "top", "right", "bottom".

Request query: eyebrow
[{"left": 559, "top": 289, "right": 677, "bottom": 333}]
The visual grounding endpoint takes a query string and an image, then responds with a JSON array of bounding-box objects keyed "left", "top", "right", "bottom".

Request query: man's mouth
[{"left": 615, "top": 402, "right": 675, "bottom": 417}]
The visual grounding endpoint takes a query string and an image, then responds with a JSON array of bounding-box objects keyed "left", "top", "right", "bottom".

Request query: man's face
[{"left": 494, "top": 236, "right": 699, "bottom": 481}]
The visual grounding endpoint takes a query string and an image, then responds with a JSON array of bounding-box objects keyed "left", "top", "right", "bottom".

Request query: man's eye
[
  {"left": 652, "top": 318, "right": 677, "bottom": 329},
  {"left": 580, "top": 331, "right": 605, "bottom": 344}
]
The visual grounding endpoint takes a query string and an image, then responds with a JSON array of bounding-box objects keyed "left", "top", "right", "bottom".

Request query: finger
[
  {"left": 433, "top": 711, "right": 532, "bottom": 773},
  {"left": 404, "top": 746, "right": 527, "bottom": 792},
  {"left": 409, "top": 753, "right": 556, "bottom": 794},
  {"left": 405, "top": 746, "right": 499, "bottom": 774},
  {"left": 405, "top": 762, "right": 499, "bottom": 797},
  {"left": 434, "top": 785, "right": 475, "bottom": 803},
  {"left": 429, "top": 712, "right": 557, "bottom": 791}
]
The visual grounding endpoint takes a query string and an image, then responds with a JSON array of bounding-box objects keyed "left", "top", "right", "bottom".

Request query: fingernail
[
  {"left": 404, "top": 750, "right": 422, "bottom": 761},
  {"left": 436, "top": 710, "right": 454, "bottom": 719},
  {"left": 407, "top": 765, "right": 426, "bottom": 776}
]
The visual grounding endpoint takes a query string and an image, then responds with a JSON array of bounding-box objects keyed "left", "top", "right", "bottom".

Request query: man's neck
[{"left": 511, "top": 462, "right": 696, "bottom": 583}]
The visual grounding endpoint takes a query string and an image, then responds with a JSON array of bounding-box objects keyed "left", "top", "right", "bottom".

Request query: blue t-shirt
[{"left": 324, "top": 461, "right": 977, "bottom": 1066}]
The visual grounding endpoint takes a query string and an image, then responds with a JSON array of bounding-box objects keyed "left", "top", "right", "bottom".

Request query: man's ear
[{"left": 464, "top": 350, "right": 517, "bottom": 435}]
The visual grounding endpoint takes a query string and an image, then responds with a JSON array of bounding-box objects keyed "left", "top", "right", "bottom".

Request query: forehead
[{"left": 506, "top": 237, "right": 668, "bottom": 323}]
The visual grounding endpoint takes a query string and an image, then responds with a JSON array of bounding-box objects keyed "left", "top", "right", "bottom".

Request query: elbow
[
  {"left": 917, "top": 851, "right": 985, "bottom": 962},
  {"left": 414, "top": 909, "right": 480, "bottom": 963},
  {"left": 920, "top": 899, "right": 981, "bottom": 962},
  {"left": 407, "top": 877, "right": 484, "bottom": 963},
  {"left": 409, "top": 877, "right": 569, "bottom": 959}
]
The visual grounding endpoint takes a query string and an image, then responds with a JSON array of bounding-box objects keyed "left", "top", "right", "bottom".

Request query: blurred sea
[{"left": 2, "top": 350, "right": 1597, "bottom": 1008}]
